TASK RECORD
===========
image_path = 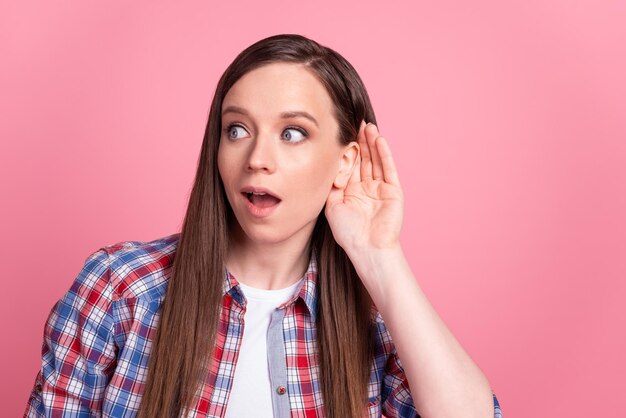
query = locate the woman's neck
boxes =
[225,222,314,290]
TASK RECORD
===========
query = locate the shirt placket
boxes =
[267,306,290,418]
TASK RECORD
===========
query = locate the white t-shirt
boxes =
[224,276,304,417]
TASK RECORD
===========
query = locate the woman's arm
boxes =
[24,248,117,417]
[350,245,496,418]
[325,121,500,417]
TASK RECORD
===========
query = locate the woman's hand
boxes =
[325,120,405,255]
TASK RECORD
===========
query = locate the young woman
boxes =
[25,34,502,418]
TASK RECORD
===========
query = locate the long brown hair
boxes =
[138,34,379,418]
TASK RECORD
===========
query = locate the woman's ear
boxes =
[333,142,360,189]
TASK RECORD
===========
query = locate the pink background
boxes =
[2,1,624,416]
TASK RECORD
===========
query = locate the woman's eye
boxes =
[282,127,308,143]
[225,124,247,140]
[223,124,308,143]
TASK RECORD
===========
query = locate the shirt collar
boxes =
[223,247,319,321]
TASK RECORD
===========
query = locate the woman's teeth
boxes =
[245,192,281,207]
[246,192,267,200]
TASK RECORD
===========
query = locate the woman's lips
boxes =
[242,192,281,208]
[241,192,281,218]
[240,186,281,200]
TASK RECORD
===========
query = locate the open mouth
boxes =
[242,192,281,208]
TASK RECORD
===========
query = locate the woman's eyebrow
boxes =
[222,105,319,128]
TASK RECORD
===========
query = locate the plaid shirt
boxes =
[25,233,502,417]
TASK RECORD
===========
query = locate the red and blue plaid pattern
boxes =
[24,233,502,417]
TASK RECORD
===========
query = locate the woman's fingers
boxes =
[356,120,399,186]
[358,120,373,181]
[376,135,401,186]
[365,123,385,181]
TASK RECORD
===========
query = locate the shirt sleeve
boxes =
[381,346,504,418]
[24,248,118,417]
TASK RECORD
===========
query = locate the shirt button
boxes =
[276,385,286,395]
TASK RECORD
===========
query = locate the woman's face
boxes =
[217,62,358,246]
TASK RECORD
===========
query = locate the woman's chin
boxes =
[229,209,320,248]
[237,221,313,247]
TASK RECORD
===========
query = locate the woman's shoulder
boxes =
[84,232,181,304]
[370,303,393,353]
[369,303,396,357]
[369,303,387,328]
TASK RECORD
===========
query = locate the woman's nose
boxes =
[246,130,276,173]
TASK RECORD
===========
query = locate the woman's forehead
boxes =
[222,63,334,120]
